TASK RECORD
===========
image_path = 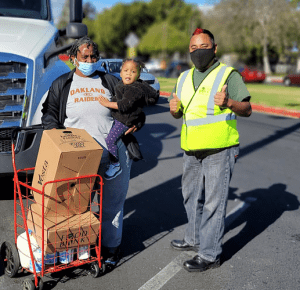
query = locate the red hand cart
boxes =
[1,127,105,290]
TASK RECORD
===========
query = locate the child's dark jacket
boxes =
[111,79,157,127]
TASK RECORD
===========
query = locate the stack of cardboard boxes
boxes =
[26,128,103,262]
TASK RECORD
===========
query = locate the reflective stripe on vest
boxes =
[175,63,239,151]
[186,113,236,126]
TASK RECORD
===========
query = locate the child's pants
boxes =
[106,120,129,161]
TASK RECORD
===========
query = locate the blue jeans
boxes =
[92,139,132,248]
[182,146,239,262]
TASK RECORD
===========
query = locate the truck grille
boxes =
[0,128,14,152]
[0,56,31,152]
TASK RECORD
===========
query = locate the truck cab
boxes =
[0,0,87,175]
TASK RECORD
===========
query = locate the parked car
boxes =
[165,61,190,78]
[239,66,266,83]
[283,73,300,86]
[99,58,160,104]
[145,59,162,71]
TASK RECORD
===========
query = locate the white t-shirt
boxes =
[64,73,113,160]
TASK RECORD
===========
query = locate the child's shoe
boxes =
[104,162,122,180]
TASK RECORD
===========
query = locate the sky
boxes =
[51,0,215,23]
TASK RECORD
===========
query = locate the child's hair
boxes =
[121,58,145,75]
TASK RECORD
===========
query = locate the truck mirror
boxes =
[66,23,88,39]
[69,0,83,23]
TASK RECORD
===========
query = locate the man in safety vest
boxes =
[169,28,252,272]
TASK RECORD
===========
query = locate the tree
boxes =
[83,2,97,20]
[138,2,202,57]
[138,21,190,55]
[203,0,299,74]
[90,2,154,56]
[84,0,203,58]
[56,0,69,30]
[148,0,185,22]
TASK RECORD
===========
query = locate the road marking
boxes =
[138,251,195,290]
[138,197,257,290]
[225,197,257,228]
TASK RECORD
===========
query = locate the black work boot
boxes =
[183,255,220,272]
[170,239,199,252]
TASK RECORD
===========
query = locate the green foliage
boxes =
[58,0,300,65]
[83,0,201,57]
[91,2,154,56]
[167,4,202,34]
[158,78,300,110]
[203,0,300,70]
[56,0,69,30]
[148,0,185,22]
[138,21,190,55]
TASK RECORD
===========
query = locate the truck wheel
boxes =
[1,241,20,278]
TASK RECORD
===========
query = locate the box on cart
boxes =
[27,203,100,254]
[32,128,103,216]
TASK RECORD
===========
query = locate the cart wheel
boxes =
[99,261,106,276]
[22,278,34,290]
[22,277,44,290]
[37,277,44,290]
[1,241,20,278]
[89,261,105,278]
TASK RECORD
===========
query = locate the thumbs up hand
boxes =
[214,85,229,108]
[170,93,182,115]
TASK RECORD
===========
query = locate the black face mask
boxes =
[190,48,215,72]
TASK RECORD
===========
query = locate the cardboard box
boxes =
[32,128,103,216]
[27,204,100,254]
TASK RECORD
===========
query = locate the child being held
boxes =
[98,58,157,180]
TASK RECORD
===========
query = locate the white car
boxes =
[145,59,162,71]
[99,58,160,104]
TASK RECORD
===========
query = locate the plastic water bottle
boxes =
[44,252,58,264]
[58,248,74,264]
[17,230,42,272]
[17,230,57,272]
[78,245,90,260]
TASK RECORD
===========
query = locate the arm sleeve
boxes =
[226,71,251,102]
[141,82,158,105]
[117,86,144,113]
[41,82,64,130]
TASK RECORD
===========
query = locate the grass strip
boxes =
[158,78,300,111]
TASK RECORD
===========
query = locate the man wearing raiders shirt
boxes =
[42,36,143,268]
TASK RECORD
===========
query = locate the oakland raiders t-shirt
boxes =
[64,73,113,159]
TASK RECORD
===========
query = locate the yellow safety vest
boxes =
[176,63,239,151]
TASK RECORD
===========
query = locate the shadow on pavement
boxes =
[239,122,300,159]
[121,174,186,261]
[222,183,299,262]
[121,181,300,266]
[144,97,170,116]
[130,121,178,180]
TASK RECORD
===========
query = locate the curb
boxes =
[160,91,300,119]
